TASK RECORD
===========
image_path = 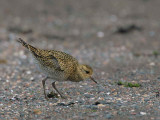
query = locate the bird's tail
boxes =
[17,38,30,49]
[17,38,38,53]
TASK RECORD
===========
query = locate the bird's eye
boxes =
[85,71,90,74]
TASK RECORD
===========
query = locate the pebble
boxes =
[97,31,104,38]
[107,92,110,95]
[84,94,94,98]
[94,101,101,105]
[56,103,66,106]
[9,33,16,41]
[149,31,155,37]
[149,62,155,66]
[89,112,99,117]
[140,112,147,115]
[105,113,113,119]
[97,104,106,108]
[33,109,42,115]
[110,15,117,22]
[26,71,31,74]
[83,105,98,110]
[30,77,35,81]
[157,77,160,81]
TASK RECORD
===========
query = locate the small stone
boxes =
[101,72,105,75]
[0,59,7,64]
[149,31,155,37]
[83,105,98,110]
[110,15,117,22]
[33,109,42,115]
[107,92,110,95]
[143,94,149,97]
[117,111,123,115]
[105,113,113,119]
[94,101,100,105]
[157,77,160,81]
[89,112,98,117]
[116,98,122,101]
[131,112,136,115]
[84,94,94,98]
[98,104,106,108]
[97,31,104,38]
[144,99,150,102]
[26,71,31,74]
[0,104,3,106]
[30,77,35,81]
[9,33,16,40]
[67,102,75,106]
[149,62,155,66]
[57,103,66,106]
[140,112,146,115]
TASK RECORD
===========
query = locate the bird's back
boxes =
[17,38,78,81]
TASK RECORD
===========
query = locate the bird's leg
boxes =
[42,77,49,100]
[52,81,66,99]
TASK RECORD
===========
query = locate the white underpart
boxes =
[31,54,65,82]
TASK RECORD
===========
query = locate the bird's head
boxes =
[78,64,97,83]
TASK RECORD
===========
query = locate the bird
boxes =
[17,38,97,99]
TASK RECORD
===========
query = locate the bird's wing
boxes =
[46,55,64,71]
[48,51,78,72]
[31,49,78,72]
[31,50,64,71]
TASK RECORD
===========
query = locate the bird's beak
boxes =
[90,76,97,84]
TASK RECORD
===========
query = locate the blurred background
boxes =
[0,0,160,119]
[0,0,160,67]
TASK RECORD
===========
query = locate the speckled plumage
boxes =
[17,38,97,99]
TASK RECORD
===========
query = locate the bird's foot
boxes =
[47,91,59,99]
